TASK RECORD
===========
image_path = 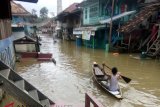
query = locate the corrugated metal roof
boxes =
[11,1,31,16]
[118,3,160,33]
[57,3,80,17]
[63,3,79,13]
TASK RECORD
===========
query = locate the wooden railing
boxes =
[147,30,158,52]
[85,93,104,107]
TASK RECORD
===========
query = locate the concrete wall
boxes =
[15,44,36,52]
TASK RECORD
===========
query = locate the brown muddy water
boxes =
[16,34,160,107]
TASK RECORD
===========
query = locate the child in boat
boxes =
[103,67,121,91]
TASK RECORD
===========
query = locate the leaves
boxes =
[40,7,48,19]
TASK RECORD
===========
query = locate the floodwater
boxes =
[16,34,160,107]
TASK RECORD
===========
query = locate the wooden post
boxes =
[85,93,104,107]
[128,34,131,51]
[108,0,115,50]
[85,93,90,107]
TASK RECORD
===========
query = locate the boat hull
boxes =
[92,64,123,99]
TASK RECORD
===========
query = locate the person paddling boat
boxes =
[92,62,123,99]
[105,67,121,91]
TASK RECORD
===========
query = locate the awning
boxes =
[11,24,24,27]
[73,25,105,35]
[74,25,106,31]
[100,11,136,24]
[73,30,82,35]
[73,25,105,40]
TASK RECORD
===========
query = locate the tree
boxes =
[31,9,37,16]
[40,7,48,19]
[30,9,38,23]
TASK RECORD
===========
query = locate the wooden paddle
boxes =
[102,63,131,83]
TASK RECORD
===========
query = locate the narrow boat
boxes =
[92,62,123,99]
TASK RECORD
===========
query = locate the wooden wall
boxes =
[0,20,12,40]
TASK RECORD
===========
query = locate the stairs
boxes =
[0,60,55,107]
[138,29,158,50]
[146,36,160,57]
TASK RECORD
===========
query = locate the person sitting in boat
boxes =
[107,67,121,91]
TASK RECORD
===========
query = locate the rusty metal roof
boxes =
[11,1,31,16]
[118,3,160,33]
[57,3,80,17]
[63,3,79,13]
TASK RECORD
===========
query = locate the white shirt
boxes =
[109,74,119,91]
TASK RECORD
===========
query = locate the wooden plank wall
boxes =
[0,19,12,40]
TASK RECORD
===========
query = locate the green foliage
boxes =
[40,7,48,19]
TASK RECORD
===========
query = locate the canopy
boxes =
[100,11,136,24]
[74,25,106,31]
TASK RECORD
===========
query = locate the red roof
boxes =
[63,3,79,13]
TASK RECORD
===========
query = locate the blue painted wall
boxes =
[0,36,15,68]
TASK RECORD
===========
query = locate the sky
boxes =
[15,0,83,17]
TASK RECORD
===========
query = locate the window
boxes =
[101,4,105,16]
[89,5,98,18]
[85,8,88,19]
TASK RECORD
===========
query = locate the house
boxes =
[38,18,56,35]
[11,1,41,58]
[118,0,160,56]
[14,36,40,53]
[77,0,138,50]
[56,3,82,40]
[11,1,36,39]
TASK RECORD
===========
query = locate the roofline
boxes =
[57,3,80,17]
[12,14,33,16]
[11,1,32,16]
[14,0,38,3]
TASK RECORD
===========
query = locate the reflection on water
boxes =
[16,34,160,107]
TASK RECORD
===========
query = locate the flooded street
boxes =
[16,34,160,107]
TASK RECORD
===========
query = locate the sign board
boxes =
[82,31,91,40]
[73,30,82,35]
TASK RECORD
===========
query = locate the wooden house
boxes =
[14,36,40,53]
[38,18,56,35]
[11,1,37,38]
[77,0,138,50]
[118,0,160,56]
[56,3,82,40]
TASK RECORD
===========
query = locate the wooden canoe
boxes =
[92,63,123,99]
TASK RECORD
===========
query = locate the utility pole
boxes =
[108,0,115,50]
